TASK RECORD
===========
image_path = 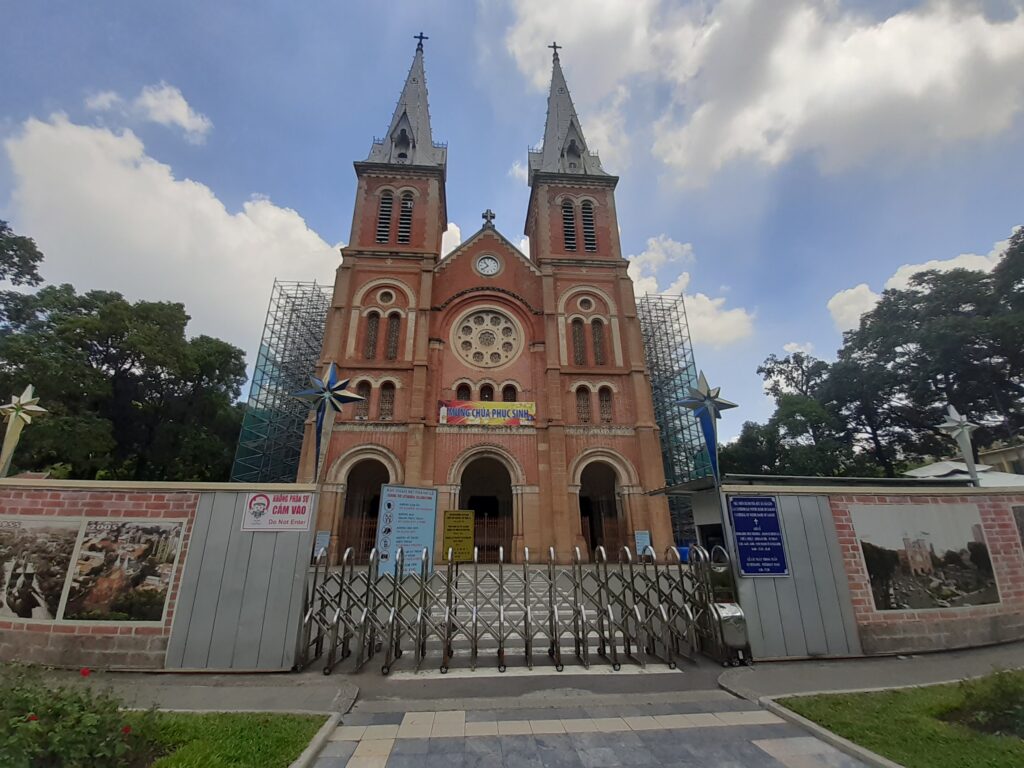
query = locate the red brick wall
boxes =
[830,493,1024,654]
[0,488,198,669]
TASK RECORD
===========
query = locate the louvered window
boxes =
[599,387,613,423]
[363,312,380,359]
[385,313,401,360]
[502,385,517,402]
[576,388,592,424]
[591,319,606,366]
[571,319,586,365]
[379,382,395,420]
[456,384,471,401]
[480,384,494,402]
[397,192,413,244]
[355,381,371,419]
[581,201,597,251]
[562,200,577,251]
[376,192,393,243]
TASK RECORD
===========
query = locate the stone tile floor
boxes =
[312,705,869,767]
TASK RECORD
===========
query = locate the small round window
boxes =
[578,297,594,312]
[378,290,395,305]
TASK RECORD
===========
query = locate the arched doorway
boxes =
[459,457,513,563]
[339,459,389,563]
[579,462,624,558]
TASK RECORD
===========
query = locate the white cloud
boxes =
[4,114,337,361]
[442,222,462,256]
[627,235,754,346]
[518,236,530,258]
[506,1,1024,184]
[85,91,122,111]
[783,341,814,355]
[132,83,212,144]
[579,85,631,170]
[826,227,1021,331]
[508,160,528,184]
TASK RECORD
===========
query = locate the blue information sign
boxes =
[375,485,438,577]
[729,496,789,577]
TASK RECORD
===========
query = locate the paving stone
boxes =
[575,746,620,768]
[534,734,585,768]
[398,712,435,739]
[530,719,566,734]
[560,718,597,733]
[500,735,543,768]
[353,738,395,758]
[497,719,533,735]
[319,740,358,758]
[391,738,431,755]
[332,725,367,741]
[464,721,499,736]
[715,711,784,726]
[428,735,467,753]
[314,756,352,768]
[622,716,660,731]
[590,717,629,732]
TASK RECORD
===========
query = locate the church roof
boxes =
[528,46,608,184]
[366,38,446,168]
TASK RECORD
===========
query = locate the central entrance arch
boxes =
[459,457,513,563]
[579,461,624,557]
[340,459,390,563]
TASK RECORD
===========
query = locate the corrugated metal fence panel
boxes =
[735,494,862,659]
[165,491,314,670]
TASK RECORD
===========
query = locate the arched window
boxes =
[571,318,586,365]
[581,201,597,252]
[379,382,395,420]
[599,386,613,423]
[480,384,494,402]
[384,312,401,360]
[456,383,471,401]
[502,385,517,403]
[576,387,592,424]
[355,381,371,419]
[562,200,577,251]
[397,192,413,244]
[591,319,606,366]
[363,312,380,359]
[375,192,393,243]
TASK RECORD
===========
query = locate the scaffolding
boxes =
[636,293,711,543]
[230,280,331,484]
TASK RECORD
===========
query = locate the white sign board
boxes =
[242,492,315,532]
[375,484,438,577]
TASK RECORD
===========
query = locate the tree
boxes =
[0,220,43,287]
[0,267,246,481]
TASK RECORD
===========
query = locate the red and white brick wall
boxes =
[830,492,1024,655]
[0,486,199,670]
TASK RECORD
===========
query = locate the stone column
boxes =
[567,483,588,562]
[320,482,347,565]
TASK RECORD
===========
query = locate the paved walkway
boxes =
[720,639,1024,700]
[312,694,869,767]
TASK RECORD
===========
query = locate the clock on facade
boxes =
[475,255,500,276]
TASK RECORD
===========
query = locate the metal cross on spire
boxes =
[415,32,429,50]
[548,41,562,60]
[482,209,496,227]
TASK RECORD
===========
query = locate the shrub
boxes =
[944,669,1024,738]
[0,664,162,768]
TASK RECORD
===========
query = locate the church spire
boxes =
[528,42,607,185]
[366,34,446,168]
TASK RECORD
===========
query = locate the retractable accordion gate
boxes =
[298,544,748,675]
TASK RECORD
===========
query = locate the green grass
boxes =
[130,711,326,768]
[781,676,1024,768]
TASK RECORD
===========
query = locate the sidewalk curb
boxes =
[288,712,341,768]
[760,696,904,768]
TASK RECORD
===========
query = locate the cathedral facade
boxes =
[301,41,672,564]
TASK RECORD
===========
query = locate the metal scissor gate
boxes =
[298,544,750,675]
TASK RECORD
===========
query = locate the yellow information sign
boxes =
[443,509,475,562]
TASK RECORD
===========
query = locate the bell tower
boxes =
[524,43,621,264]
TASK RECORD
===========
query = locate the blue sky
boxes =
[3,1,1023,439]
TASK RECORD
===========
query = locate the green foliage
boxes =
[723,226,1024,478]
[0,277,247,480]
[782,672,1024,768]
[0,221,43,287]
[945,669,1024,738]
[0,665,161,768]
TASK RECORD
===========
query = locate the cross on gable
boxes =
[548,41,562,58]
[482,209,496,227]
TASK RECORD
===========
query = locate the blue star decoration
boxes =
[677,371,737,482]
[293,362,364,480]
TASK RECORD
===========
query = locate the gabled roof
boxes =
[435,222,541,277]
[366,41,446,168]
[528,48,608,183]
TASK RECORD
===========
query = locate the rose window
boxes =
[452,309,523,368]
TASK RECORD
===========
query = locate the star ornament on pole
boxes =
[938,404,981,487]
[678,371,737,483]
[0,385,48,478]
[293,363,364,482]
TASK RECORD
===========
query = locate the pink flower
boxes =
[26,713,39,722]
[122,725,132,735]
[80,668,91,678]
